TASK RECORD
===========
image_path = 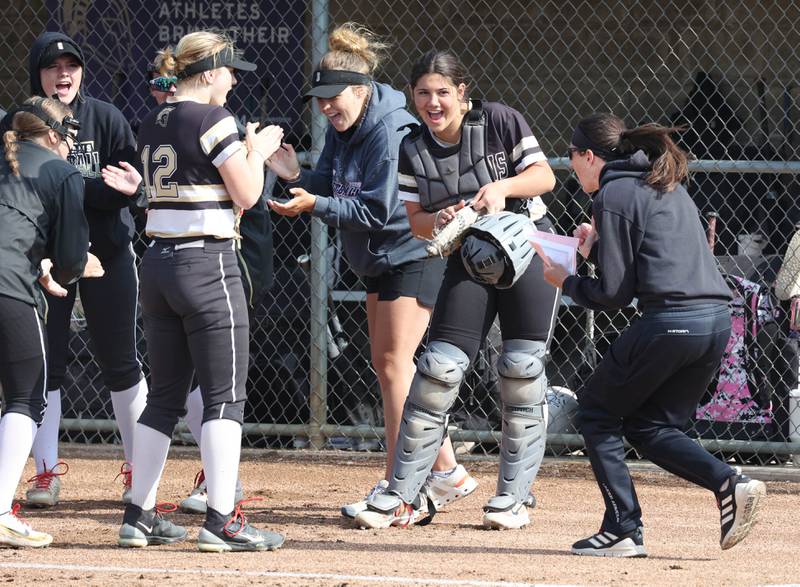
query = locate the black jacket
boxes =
[29,32,138,260]
[563,151,732,312]
[0,141,89,318]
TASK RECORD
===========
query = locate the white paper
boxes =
[528,229,580,275]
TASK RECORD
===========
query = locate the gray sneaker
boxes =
[118,504,187,548]
[26,461,68,508]
[197,506,284,552]
[180,470,245,515]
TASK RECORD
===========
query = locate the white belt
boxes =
[173,240,206,250]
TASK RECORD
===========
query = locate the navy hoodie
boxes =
[563,150,732,312]
[29,32,137,260]
[295,82,427,277]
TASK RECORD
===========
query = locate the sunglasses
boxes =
[149,76,177,93]
[566,147,584,160]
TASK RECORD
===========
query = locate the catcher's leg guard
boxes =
[385,341,469,506]
[492,339,548,507]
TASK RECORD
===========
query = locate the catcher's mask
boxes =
[460,212,535,289]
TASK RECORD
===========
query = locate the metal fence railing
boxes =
[2,0,800,466]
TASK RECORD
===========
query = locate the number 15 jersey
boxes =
[137,99,243,239]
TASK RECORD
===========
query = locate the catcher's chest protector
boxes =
[403,101,495,212]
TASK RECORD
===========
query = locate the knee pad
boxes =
[496,339,548,502]
[390,341,469,503]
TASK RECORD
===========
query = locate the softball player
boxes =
[543,113,766,556]
[24,32,148,507]
[104,31,285,552]
[356,50,559,530]
[266,24,478,519]
[0,97,88,547]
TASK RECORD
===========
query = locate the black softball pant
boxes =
[0,296,48,425]
[45,244,142,392]
[429,217,561,361]
[577,303,734,535]
[138,239,249,437]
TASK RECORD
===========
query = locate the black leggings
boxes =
[45,244,142,392]
[429,216,561,361]
[0,296,48,424]
[139,239,249,436]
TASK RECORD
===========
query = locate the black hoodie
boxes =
[562,150,732,312]
[29,32,137,260]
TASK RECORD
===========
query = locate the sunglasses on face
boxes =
[566,147,584,160]
[149,76,177,93]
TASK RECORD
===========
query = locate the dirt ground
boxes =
[0,445,798,587]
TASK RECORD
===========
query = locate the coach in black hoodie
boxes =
[542,113,765,558]
[23,32,147,506]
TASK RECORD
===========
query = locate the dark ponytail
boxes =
[576,113,689,192]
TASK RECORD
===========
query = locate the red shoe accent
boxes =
[192,469,205,489]
[115,462,133,489]
[27,461,69,490]
[9,503,28,525]
[222,497,262,538]
[397,503,415,529]
[155,502,178,515]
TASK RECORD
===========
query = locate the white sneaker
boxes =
[354,493,429,529]
[424,465,478,511]
[340,479,388,519]
[179,470,245,515]
[482,495,530,530]
[26,461,68,508]
[0,505,53,548]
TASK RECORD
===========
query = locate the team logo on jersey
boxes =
[332,179,361,199]
[68,140,100,178]
[156,107,175,128]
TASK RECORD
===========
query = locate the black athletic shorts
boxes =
[362,257,446,309]
[0,295,48,424]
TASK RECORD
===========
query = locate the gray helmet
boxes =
[460,212,535,288]
[545,386,579,434]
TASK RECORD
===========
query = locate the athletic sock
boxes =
[430,466,457,479]
[31,389,60,473]
[110,378,148,463]
[183,386,204,445]
[0,413,38,513]
[201,418,242,515]
[130,423,171,511]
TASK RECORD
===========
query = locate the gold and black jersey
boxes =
[137,99,243,239]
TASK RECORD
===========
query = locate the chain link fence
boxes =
[2,0,800,466]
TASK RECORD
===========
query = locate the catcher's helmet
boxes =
[460,212,535,288]
[545,386,579,434]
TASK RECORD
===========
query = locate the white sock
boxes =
[183,386,204,445]
[201,419,242,515]
[110,378,148,463]
[0,413,38,513]
[31,389,60,474]
[130,423,171,511]
[430,466,457,479]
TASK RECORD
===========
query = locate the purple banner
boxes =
[45,0,306,139]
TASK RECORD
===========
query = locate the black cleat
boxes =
[717,473,766,550]
[571,527,647,558]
